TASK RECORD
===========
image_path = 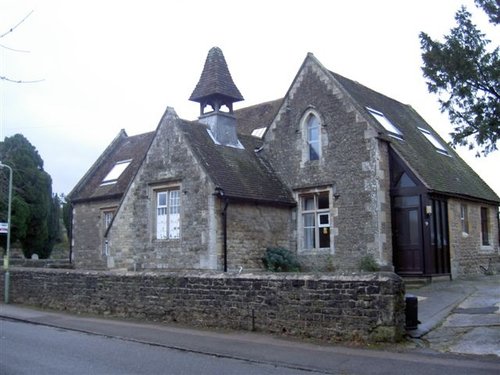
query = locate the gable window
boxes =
[480,207,490,246]
[156,188,180,240]
[418,128,449,155]
[306,113,321,161]
[460,204,469,234]
[366,107,403,140]
[101,160,132,185]
[301,191,330,250]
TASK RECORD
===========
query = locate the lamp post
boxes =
[0,161,12,304]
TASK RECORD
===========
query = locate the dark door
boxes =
[393,195,424,275]
[428,198,451,274]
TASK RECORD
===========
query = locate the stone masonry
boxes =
[448,199,500,277]
[264,57,392,271]
[2,268,406,343]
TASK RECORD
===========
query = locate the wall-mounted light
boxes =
[334,193,340,201]
[425,205,433,215]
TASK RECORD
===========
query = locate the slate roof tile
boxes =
[189,47,244,103]
[234,98,283,135]
[179,119,295,205]
[331,71,499,203]
[70,131,155,202]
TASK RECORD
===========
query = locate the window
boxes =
[156,189,180,239]
[480,207,490,246]
[306,113,321,160]
[301,192,330,250]
[251,127,267,138]
[460,204,469,234]
[101,160,132,185]
[103,210,114,230]
[418,128,449,155]
[366,107,403,139]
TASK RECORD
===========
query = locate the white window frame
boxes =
[460,204,469,235]
[418,127,449,155]
[100,207,116,256]
[155,188,181,240]
[103,210,114,230]
[366,107,403,140]
[299,190,332,252]
[306,113,321,161]
[101,159,132,185]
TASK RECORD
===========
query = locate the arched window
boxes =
[306,113,321,160]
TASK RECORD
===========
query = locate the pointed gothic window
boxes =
[306,113,321,161]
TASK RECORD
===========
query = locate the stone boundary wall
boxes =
[9,259,73,269]
[1,268,405,343]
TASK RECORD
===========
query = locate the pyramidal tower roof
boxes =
[189,47,244,103]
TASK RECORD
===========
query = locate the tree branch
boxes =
[0,75,44,84]
[0,10,34,39]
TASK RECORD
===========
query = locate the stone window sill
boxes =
[479,245,494,253]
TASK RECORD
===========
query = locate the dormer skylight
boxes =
[101,160,132,185]
[418,127,449,155]
[251,127,266,138]
[366,107,403,140]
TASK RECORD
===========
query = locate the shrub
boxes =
[262,247,301,272]
[358,254,380,272]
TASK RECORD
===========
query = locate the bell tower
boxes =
[189,47,244,147]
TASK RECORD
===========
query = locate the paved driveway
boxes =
[407,275,500,357]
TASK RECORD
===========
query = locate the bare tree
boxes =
[1,10,44,84]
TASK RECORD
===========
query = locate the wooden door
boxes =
[393,195,424,275]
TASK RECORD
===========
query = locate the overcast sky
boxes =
[1,0,499,197]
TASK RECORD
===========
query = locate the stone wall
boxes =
[107,110,218,271]
[226,202,293,271]
[1,268,405,343]
[263,57,392,271]
[72,198,119,269]
[448,199,500,278]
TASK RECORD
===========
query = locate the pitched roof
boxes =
[234,98,283,135]
[189,47,244,103]
[70,131,155,203]
[179,119,295,205]
[330,71,500,203]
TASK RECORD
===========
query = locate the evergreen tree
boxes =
[0,134,56,258]
[419,0,499,155]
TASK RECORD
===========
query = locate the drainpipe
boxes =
[222,198,229,272]
[215,187,229,272]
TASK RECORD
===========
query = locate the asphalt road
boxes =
[0,309,499,375]
[0,319,313,375]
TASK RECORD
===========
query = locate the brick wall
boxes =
[1,268,405,343]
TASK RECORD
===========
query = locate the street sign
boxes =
[0,222,8,234]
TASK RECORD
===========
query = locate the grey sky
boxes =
[1,0,498,196]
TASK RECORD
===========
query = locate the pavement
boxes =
[0,274,499,360]
[406,274,500,357]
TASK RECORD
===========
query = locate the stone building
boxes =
[69,47,499,278]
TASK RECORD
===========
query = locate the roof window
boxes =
[366,107,403,140]
[251,127,267,138]
[418,128,449,155]
[101,160,132,185]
